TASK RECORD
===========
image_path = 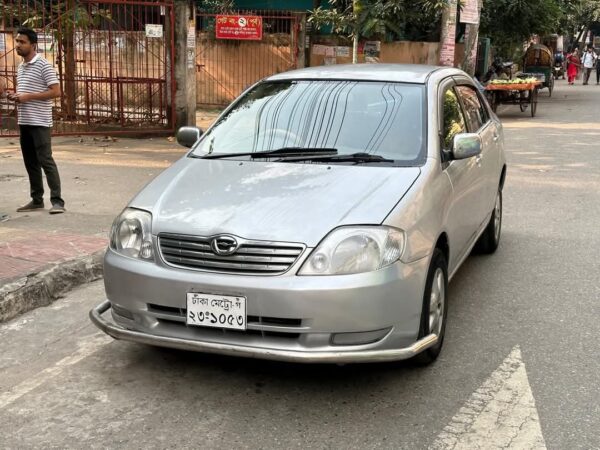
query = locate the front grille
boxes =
[147,303,302,327]
[158,233,305,275]
[147,303,302,340]
[157,319,300,340]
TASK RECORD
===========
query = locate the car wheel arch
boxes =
[434,232,450,267]
[499,165,507,190]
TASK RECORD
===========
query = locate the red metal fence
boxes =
[0,0,175,136]
[196,9,300,107]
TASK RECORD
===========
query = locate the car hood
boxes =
[131,158,420,247]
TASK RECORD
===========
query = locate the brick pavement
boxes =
[0,109,220,321]
[0,229,107,283]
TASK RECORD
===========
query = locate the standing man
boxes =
[8,27,65,214]
[580,46,596,85]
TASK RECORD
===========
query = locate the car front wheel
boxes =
[412,249,448,365]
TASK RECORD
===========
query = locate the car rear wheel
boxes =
[475,189,502,254]
[412,249,448,365]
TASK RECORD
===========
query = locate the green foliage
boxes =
[308,0,449,42]
[196,0,236,14]
[21,2,112,40]
[481,0,600,57]
[555,0,600,36]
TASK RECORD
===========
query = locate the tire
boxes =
[475,189,502,254]
[530,89,538,117]
[411,249,448,365]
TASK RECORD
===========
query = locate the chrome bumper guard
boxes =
[90,301,438,364]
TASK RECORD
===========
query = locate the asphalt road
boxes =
[1,80,599,449]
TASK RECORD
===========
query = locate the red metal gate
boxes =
[196,10,300,107]
[0,0,175,136]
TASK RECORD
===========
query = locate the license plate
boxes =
[186,293,246,330]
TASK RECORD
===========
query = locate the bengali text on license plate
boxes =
[186,293,246,330]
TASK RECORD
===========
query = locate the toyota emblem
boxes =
[210,235,239,256]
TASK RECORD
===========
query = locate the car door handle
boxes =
[493,133,500,142]
[475,155,482,165]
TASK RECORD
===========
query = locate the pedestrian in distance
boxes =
[566,48,580,85]
[7,27,65,214]
[595,49,600,85]
[580,46,597,85]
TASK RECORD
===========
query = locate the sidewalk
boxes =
[0,110,219,322]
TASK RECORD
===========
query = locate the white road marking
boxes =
[431,346,546,450]
[0,333,111,409]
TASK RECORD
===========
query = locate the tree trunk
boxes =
[460,0,482,75]
[461,7,481,75]
[352,0,362,63]
[61,36,77,120]
[60,0,77,120]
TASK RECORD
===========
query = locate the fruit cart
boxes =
[485,78,542,117]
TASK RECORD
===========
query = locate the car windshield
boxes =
[191,80,426,164]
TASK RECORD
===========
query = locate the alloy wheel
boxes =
[429,268,446,336]
[493,192,502,243]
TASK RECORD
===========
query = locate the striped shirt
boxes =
[16,54,59,127]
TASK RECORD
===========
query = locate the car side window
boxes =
[456,85,487,132]
[442,87,467,149]
[477,91,490,123]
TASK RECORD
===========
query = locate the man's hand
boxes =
[7,85,60,102]
[8,92,33,103]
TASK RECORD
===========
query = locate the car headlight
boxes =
[109,208,154,261]
[298,226,405,275]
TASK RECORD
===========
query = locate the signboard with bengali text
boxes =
[460,0,479,24]
[216,15,263,41]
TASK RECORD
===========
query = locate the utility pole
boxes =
[439,0,458,66]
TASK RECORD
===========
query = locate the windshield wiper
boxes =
[279,152,395,164]
[199,147,338,160]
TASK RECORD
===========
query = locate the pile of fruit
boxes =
[489,77,539,85]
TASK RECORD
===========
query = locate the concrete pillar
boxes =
[439,0,458,67]
[172,0,196,130]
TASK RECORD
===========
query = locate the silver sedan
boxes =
[91,64,506,364]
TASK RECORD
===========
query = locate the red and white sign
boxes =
[460,0,480,24]
[216,15,263,40]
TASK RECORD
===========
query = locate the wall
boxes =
[309,41,441,66]
[196,33,294,106]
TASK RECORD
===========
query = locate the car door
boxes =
[439,81,486,272]
[455,82,500,226]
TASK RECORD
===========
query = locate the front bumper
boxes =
[90,300,438,364]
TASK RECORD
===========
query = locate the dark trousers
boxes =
[19,125,64,207]
[583,67,592,84]
[583,67,593,84]
[597,66,600,83]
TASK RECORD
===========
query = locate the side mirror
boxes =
[176,126,203,148]
[452,133,482,160]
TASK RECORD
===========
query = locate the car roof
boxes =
[266,64,465,84]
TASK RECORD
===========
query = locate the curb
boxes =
[0,250,105,323]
